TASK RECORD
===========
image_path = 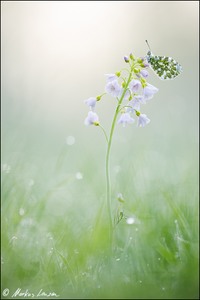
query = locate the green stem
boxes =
[105,71,133,242]
[99,124,109,144]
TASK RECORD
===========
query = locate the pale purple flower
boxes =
[84,97,96,110]
[143,62,149,68]
[124,56,129,63]
[140,69,149,78]
[105,80,122,97]
[128,97,141,112]
[84,111,99,126]
[105,73,118,82]
[129,79,141,93]
[137,113,150,127]
[143,83,158,100]
[138,56,145,62]
[135,95,147,104]
[118,112,134,127]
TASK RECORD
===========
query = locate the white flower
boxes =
[105,80,122,97]
[84,111,99,126]
[137,113,150,127]
[129,79,141,93]
[128,95,144,112]
[140,69,149,78]
[84,97,97,110]
[143,83,158,101]
[118,112,134,127]
[105,73,118,82]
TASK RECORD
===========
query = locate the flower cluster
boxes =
[84,53,158,128]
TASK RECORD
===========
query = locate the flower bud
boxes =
[140,78,147,88]
[133,68,140,73]
[115,71,121,77]
[122,81,126,88]
[137,58,143,64]
[128,94,133,101]
[140,69,149,78]
[124,56,129,63]
[141,62,149,68]
[96,95,101,101]
[117,193,125,203]
[135,110,140,117]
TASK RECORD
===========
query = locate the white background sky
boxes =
[2,1,199,151]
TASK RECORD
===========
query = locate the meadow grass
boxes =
[1,133,199,299]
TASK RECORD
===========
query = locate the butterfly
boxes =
[145,40,182,80]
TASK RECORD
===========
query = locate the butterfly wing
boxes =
[147,52,182,80]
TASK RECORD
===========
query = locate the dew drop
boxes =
[19,208,25,216]
[76,172,83,180]
[46,232,53,240]
[126,217,135,225]
[66,136,75,146]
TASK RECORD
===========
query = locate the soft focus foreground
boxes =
[1,1,199,299]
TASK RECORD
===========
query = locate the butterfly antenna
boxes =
[145,40,151,51]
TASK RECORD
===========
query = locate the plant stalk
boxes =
[105,71,133,245]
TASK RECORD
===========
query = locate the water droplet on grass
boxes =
[46,232,53,240]
[66,136,75,146]
[76,172,83,180]
[19,208,25,216]
[126,217,135,225]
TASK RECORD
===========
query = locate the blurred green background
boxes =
[1,1,199,299]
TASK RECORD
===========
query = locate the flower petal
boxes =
[137,114,150,127]
[118,112,134,127]
[84,111,99,126]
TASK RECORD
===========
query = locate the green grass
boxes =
[1,133,199,299]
